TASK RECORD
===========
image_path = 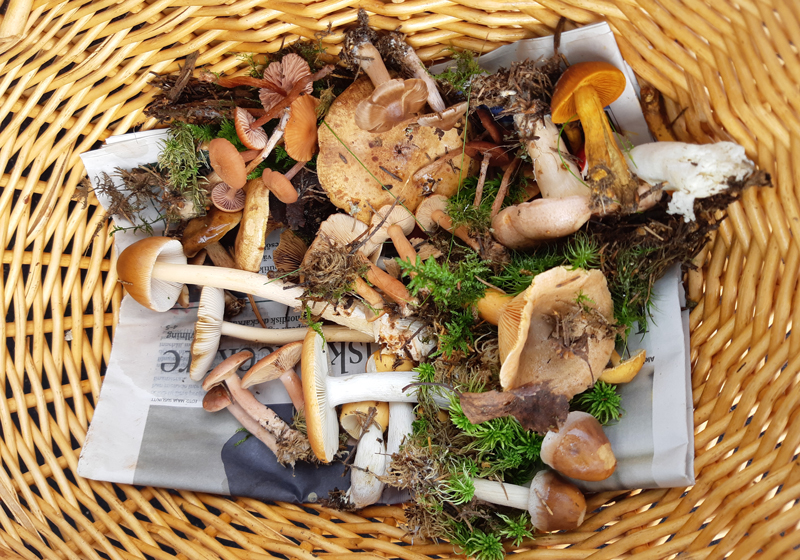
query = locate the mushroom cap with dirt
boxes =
[498,266,616,397]
[317,77,470,223]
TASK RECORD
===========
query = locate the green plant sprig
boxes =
[572,381,623,425]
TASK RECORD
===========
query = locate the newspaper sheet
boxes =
[77,22,694,502]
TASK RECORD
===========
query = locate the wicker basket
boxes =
[1,0,798,558]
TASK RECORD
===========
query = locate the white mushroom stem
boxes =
[396,43,446,113]
[625,141,754,221]
[348,422,387,508]
[221,323,375,345]
[515,114,587,199]
[472,478,529,510]
[245,109,290,175]
[386,402,415,455]
[325,371,448,408]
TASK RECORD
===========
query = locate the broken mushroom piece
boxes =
[340,401,389,440]
[498,266,616,398]
[626,141,756,221]
[202,350,313,465]
[551,61,637,211]
[189,286,374,381]
[598,348,646,384]
[416,101,468,131]
[473,471,587,532]
[541,411,616,481]
[273,230,308,278]
[302,329,449,462]
[242,342,305,410]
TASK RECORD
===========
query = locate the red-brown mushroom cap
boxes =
[528,471,587,532]
[285,94,319,162]
[211,182,247,212]
[354,78,428,133]
[208,138,247,190]
[464,141,513,167]
[260,53,313,113]
[241,341,304,389]
[550,61,626,124]
[117,237,187,312]
[234,107,268,150]
[262,169,298,204]
[201,350,253,392]
[541,411,616,481]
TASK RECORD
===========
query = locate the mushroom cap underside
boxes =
[117,237,187,312]
[301,329,340,463]
[498,266,615,394]
[201,350,253,391]
[317,77,470,223]
[190,287,226,381]
[550,61,626,124]
[242,341,304,388]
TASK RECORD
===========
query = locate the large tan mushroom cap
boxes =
[317,77,470,223]
[498,266,615,394]
[117,237,187,312]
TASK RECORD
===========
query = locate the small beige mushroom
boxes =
[415,195,481,253]
[235,178,272,273]
[498,266,615,396]
[491,196,593,250]
[242,341,305,410]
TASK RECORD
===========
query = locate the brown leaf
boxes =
[459,380,569,434]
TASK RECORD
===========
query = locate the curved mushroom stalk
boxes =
[626,141,755,221]
[472,471,586,532]
[491,195,593,250]
[245,109,290,175]
[347,422,387,508]
[514,114,587,199]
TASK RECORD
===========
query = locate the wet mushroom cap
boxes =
[203,384,233,412]
[211,182,247,212]
[528,471,587,532]
[541,411,616,481]
[241,341,304,389]
[234,107,268,150]
[208,138,247,190]
[262,169,298,204]
[498,266,615,394]
[550,61,626,124]
[355,78,428,133]
[117,237,187,312]
[181,207,242,257]
[285,94,319,162]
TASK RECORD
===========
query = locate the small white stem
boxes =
[326,372,450,408]
[472,478,530,510]
[245,110,290,175]
[386,402,415,455]
[402,50,446,113]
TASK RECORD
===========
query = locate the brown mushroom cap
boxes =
[498,266,615,395]
[201,350,253,392]
[208,138,247,190]
[241,341,303,389]
[203,384,233,412]
[285,94,319,162]
[117,237,187,312]
[260,53,313,113]
[464,141,513,167]
[550,61,626,124]
[211,182,247,212]
[234,178,271,272]
[541,411,616,481]
[234,107,268,150]
[528,471,587,532]
[262,169,298,204]
[318,78,469,222]
[355,78,428,133]
[181,207,242,257]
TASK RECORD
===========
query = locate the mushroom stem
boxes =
[387,224,417,265]
[386,402,415,455]
[476,288,513,325]
[353,277,386,317]
[362,256,416,310]
[221,323,374,344]
[355,42,392,87]
[392,39,446,113]
[473,151,493,208]
[284,159,307,181]
[325,371,447,408]
[245,110,290,175]
[490,158,521,219]
[148,260,375,336]
[348,422,387,508]
[204,388,281,455]
[279,370,305,411]
[430,209,481,252]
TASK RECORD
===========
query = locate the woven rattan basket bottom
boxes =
[2,0,799,558]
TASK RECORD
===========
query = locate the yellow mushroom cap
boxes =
[550,61,626,125]
[340,401,390,439]
[498,266,615,395]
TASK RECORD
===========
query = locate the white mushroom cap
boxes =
[117,237,188,311]
[189,287,225,381]
[301,328,340,463]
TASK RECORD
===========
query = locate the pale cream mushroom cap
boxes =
[491,196,592,250]
[317,77,469,223]
[190,287,226,381]
[498,266,614,394]
[414,195,448,232]
[117,237,187,312]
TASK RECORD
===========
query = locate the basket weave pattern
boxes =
[1,0,798,558]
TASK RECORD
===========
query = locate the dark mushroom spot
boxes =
[339,153,348,164]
